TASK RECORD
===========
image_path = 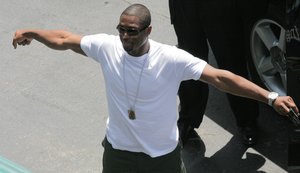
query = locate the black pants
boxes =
[102,138,186,173]
[169,0,263,128]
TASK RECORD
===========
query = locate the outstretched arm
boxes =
[200,64,299,116]
[12,29,86,56]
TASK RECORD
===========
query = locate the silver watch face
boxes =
[268,92,279,106]
[269,92,279,99]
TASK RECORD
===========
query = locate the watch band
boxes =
[268,92,279,106]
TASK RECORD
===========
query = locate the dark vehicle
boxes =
[249,0,290,97]
[248,0,300,170]
[249,0,300,106]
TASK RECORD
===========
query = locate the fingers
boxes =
[276,105,290,115]
[12,31,32,49]
[274,96,299,116]
[12,31,20,49]
[12,35,18,49]
[19,39,31,46]
[288,97,299,114]
[13,37,31,49]
[285,97,299,114]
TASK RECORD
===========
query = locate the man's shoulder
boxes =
[83,33,118,41]
[149,39,178,54]
[81,34,120,49]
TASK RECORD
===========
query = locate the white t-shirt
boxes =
[80,34,207,157]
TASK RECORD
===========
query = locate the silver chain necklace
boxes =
[123,55,148,120]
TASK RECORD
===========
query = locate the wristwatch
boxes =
[268,92,279,106]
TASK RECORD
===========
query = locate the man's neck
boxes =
[128,40,150,57]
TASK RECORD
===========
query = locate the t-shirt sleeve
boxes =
[187,57,207,80]
[172,47,207,81]
[80,34,109,62]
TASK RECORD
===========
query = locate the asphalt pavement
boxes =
[0,0,297,173]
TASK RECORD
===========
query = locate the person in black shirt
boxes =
[169,0,268,146]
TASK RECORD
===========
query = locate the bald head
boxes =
[121,4,151,28]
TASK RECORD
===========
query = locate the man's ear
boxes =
[146,26,152,35]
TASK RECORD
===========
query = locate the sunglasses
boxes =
[116,25,148,36]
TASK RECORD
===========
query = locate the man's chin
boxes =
[123,46,133,52]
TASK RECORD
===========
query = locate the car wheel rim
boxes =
[250,18,287,96]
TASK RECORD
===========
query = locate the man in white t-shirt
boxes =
[12,3,299,173]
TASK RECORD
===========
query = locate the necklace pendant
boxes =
[128,109,136,120]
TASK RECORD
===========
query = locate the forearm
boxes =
[13,29,84,55]
[200,64,299,116]
[22,29,72,50]
[214,71,269,104]
[220,73,299,116]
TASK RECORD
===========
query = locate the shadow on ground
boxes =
[181,132,267,173]
[181,98,300,173]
